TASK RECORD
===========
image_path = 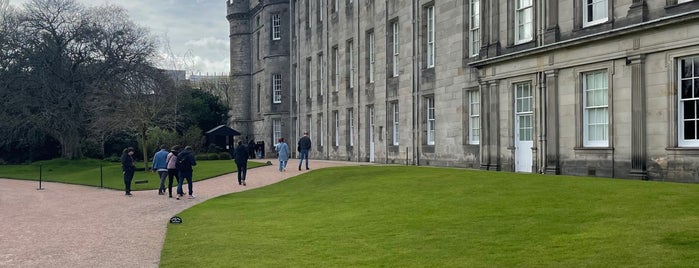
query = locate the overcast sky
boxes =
[10,0,231,75]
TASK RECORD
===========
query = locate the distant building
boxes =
[227,0,699,182]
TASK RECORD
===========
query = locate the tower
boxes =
[227,0,291,154]
[226,0,252,139]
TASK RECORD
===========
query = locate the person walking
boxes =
[151,145,169,195]
[248,139,256,159]
[275,137,290,172]
[165,145,181,198]
[233,141,249,186]
[176,146,197,200]
[297,131,311,171]
[121,147,136,196]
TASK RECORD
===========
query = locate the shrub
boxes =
[219,152,232,160]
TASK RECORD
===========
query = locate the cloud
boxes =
[11,0,231,74]
[184,37,229,50]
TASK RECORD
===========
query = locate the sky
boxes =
[10,0,231,76]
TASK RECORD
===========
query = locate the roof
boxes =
[205,125,241,136]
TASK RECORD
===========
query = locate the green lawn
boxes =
[0,158,266,190]
[161,166,699,267]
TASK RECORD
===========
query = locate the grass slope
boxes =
[161,166,699,267]
[0,158,265,190]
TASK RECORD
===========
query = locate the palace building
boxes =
[227,0,699,182]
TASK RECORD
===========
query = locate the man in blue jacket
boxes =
[151,145,169,195]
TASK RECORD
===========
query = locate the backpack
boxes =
[176,157,185,170]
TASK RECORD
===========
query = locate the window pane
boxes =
[685,100,697,120]
[685,120,696,140]
[682,59,693,78]
[593,0,606,21]
[682,80,693,99]
[694,57,699,77]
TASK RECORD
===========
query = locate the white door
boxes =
[515,82,533,172]
[369,107,375,162]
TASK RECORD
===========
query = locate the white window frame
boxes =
[426,97,435,145]
[678,56,699,147]
[334,111,340,146]
[348,41,354,89]
[582,0,608,28]
[426,6,435,68]
[515,0,533,44]
[369,32,375,83]
[272,14,281,40]
[469,90,480,144]
[392,21,400,77]
[582,70,609,147]
[469,0,480,57]
[349,109,354,146]
[678,0,692,3]
[273,119,281,144]
[392,102,400,146]
[273,74,282,103]
[334,0,339,12]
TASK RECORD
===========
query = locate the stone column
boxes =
[628,55,648,179]
[486,81,501,171]
[544,70,560,174]
[479,81,491,170]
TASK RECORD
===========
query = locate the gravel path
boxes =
[0,159,354,267]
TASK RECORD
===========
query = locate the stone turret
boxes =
[226,0,252,137]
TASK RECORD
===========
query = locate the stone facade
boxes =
[227,0,291,155]
[229,0,699,182]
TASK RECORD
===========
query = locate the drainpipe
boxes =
[356,0,362,163]
[412,0,419,166]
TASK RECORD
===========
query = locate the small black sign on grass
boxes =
[134,180,148,184]
[169,216,182,224]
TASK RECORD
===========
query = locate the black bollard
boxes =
[37,164,44,190]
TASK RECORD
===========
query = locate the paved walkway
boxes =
[0,159,355,267]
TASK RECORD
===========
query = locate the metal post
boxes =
[37,164,44,190]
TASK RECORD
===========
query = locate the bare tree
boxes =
[0,0,159,159]
[0,0,9,27]
[196,75,233,109]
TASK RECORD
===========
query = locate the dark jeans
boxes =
[177,170,193,196]
[167,169,178,197]
[236,162,247,184]
[157,170,167,192]
[298,149,309,169]
[123,170,134,194]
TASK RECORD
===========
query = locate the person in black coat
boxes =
[248,139,256,159]
[233,141,249,186]
[120,147,136,196]
[176,146,197,199]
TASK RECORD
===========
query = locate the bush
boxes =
[104,155,121,162]
[219,152,232,160]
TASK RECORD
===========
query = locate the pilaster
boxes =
[628,54,648,179]
[544,70,560,174]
